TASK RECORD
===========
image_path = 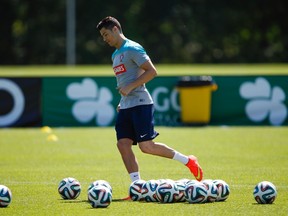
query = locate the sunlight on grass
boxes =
[0,64,288,77]
[0,127,287,215]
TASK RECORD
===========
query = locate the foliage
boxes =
[0,0,288,64]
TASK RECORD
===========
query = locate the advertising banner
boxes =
[42,76,182,127]
[2,76,287,127]
[43,77,119,126]
[211,76,288,126]
[42,75,288,127]
[0,78,42,127]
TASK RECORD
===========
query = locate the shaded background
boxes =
[0,0,287,65]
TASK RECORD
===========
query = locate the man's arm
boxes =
[118,60,157,96]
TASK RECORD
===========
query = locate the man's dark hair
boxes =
[96,16,122,32]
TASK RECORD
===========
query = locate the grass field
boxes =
[0,126,287,215]
[0,63,288,77]
[1,64,288,215]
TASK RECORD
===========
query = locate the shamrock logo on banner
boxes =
[239,77,287,125]
[66,78,115,126]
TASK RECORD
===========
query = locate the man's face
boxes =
[99,27,117,47]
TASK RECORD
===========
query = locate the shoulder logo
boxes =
[120,53,124,62]
[113,64,126,75]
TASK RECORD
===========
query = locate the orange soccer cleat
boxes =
[121,196,131,201]
[185,155,203,181]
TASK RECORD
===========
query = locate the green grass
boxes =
[0,63,288,77]
[0,127,288,215]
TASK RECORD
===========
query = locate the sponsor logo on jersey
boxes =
[113,64,127,75]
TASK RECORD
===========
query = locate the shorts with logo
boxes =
[115,104,159,145]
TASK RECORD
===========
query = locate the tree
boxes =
[0,0,287,64]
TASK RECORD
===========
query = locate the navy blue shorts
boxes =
[115,104,159,145]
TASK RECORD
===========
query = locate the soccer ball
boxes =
[174,179,188,202]
[184,181,208,203]
[201,179,218,202]
[58,177,81,199]
[129,179,146,201]
[156,179,179,203]
[213,179,230,201]
[176,178,190,184]
[186,179,200,185]
[253,181,277,204]
[88,180,112,193]
[88,185,112,208]
[141,180,160,202]
[0,185,12,207]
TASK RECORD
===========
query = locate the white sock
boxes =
[173,152,189,164]
[129,172,140,182]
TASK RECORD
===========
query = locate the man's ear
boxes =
[112,26,119,33]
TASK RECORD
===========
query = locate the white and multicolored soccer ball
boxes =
[176,178,190,185]
[253,181,277,204]
[174,179,188,202]
[201,179,218,203]
[0,185,12,207]
[184,181,208,203]
[186,179,200,185]
[88,180,112,193]
[129,179,146,201]
[58,177,81,199]
[88,185,112,208]
[156,180,179,203]
[141,180,160,202]
[213,179,230,201]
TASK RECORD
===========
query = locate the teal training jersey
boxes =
[112,39,153,109]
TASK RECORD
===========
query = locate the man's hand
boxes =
[117,85,133,96]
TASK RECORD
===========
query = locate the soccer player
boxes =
[96,16,203,190]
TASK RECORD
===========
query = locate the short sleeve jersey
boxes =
[112,39,153,109]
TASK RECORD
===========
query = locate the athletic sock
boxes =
[129,172,140,182]
[173,151,189,164]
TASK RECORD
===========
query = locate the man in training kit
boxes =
[96,16,203,193]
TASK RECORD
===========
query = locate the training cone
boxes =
[41,126,52,133]
[46,134,58,142]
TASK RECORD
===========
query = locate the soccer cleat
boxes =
[121,196,131,201]
[185,155,203,181]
